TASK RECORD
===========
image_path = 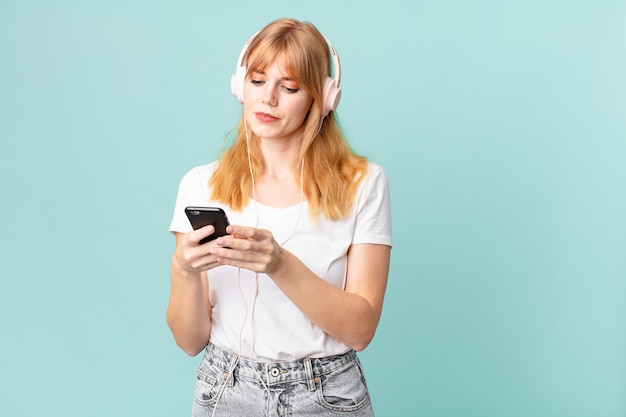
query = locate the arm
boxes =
[211,226,391,351]
[166,227,220,356]
[273,242,390,351]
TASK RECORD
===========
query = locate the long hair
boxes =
[210,18,368,220]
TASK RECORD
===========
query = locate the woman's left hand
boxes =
[209,225,285,274]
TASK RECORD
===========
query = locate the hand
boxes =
[210,225,284,274]
[173,225,223,276]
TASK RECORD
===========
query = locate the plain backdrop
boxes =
[1,1,625,416]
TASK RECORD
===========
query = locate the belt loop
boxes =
[225,354,239,387]
[303,358,315,392]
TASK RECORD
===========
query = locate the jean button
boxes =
[269,368,280,377]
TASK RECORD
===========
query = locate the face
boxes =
[243,55,313,144]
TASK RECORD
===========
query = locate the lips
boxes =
[255,112,279,123]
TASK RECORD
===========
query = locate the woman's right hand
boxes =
[173,225,223,277]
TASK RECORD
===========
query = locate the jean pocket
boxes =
[193,368,219,407]
[315,359,371,413]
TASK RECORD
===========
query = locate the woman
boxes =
[167,18,392,417]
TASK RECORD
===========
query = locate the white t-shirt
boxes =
[169,160,392,361]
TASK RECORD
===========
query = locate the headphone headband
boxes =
[230,31,342,117]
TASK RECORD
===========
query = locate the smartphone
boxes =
[184,206,230,244]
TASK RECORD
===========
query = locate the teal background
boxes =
[1,1,625,416]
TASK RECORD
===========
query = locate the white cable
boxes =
[244,119,259,228]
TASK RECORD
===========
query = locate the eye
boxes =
[248,71,265,86]
[280,80,300,94]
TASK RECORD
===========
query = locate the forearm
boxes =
[270,250,383,351]
[166,255,212,356]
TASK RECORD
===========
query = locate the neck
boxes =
[259,139,301,180]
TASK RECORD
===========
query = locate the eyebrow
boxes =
[250,69,295,82]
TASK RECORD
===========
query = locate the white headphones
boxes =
[230,32,342,117]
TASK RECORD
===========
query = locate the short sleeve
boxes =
[352,163,392,247]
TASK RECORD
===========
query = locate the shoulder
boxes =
[366,161,386,179]
[179,161,220,185]
[354,161,390,211]
[359,161,389,191]
[174,161,221,202]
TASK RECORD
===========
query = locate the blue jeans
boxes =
[191,343,375,417]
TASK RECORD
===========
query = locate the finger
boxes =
[210,244,258,260]
[225,225,252,239]
[190,225,215,245]
[215,235,255,251]
[187,242,224,268]
[195,256,221,271]
[226,225,270,241]
[210,242,276,272]
[212,249,268,271]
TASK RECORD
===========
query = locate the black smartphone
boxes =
[184,206,230,244]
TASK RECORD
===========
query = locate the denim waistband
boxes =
[203,343,357,387]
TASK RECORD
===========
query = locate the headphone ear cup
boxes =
[322,76,341,117]
[232,33,256,104]
[231,66,245,103]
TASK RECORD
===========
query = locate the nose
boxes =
[261,85,277,106]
